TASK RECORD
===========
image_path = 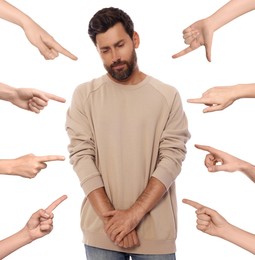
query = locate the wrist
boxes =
[239,160,255,174]
[130,202,147,223]
[17,227,34,244]
[231,84,245,100]
[18,14,34,30]
[205,16,219,32]
[217,222,234,239]
[0,84,16,102]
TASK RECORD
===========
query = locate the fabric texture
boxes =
[66,74,190,254]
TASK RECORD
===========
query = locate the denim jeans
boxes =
[85,245,176,260]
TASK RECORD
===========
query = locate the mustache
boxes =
[111,59,127,68]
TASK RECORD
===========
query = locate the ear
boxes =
[133,31,140,48]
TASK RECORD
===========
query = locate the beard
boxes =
[104,50,137,81]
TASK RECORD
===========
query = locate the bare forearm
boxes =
[219,223,255,254]
[87,187,115,222]
[131,177,167,220]
[0,83,16,102]
[0,228,32,259]
[208,0,255,31]
[239,161,255,182]
[0,159,14,175]
[0,0,32,28]
[232,84,255,100]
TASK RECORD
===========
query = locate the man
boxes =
[66,7,190,259]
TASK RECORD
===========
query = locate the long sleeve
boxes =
[66,86,104,195]
[152,91,190,190]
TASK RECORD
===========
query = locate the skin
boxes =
[0,154,65,178]
[0,0,77,60]
[87,23,167,249]
[0,83,66,113]
[87,188,140,249]
[182,198,255,255]
[187,84,255,113]
[96,23,146,85]
[195,144,255,182]
[0,195,67,259]
[172,0,255,61]
[103,177,166,245]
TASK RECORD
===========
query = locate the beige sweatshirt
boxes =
[66,74,190,254]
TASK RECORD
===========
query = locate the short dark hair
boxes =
[88,7,134,45]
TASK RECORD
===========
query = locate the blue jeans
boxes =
[85,245,176,260]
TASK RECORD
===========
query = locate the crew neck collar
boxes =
[104,74,150,90]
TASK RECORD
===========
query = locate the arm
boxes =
[182,198,255,255]
[103,177,166,244]
[0,154,65,178]
[87,187,140,248]
[172,0,255,61]
[0,195,67,259]
[207,0,255,31]
[0,0,77,60]
[195,144,255,182]
[66,88,139,248]
[0,0,29,25]
[187,84,255,113]
[104,91,190,244]
[0,83,66,113]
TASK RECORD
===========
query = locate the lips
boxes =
[111,61,126,68]
[112,64,125,70]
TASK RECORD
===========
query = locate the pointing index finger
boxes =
[187,98,205,104]
[44,92,66,103]
[195,144,216,154]
[46,195,68,212]
[182,199,204,210]
[172,46,194,59]
[50,41,78,60]
[37,155,65,163]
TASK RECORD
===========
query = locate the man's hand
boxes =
[103,208,141,246]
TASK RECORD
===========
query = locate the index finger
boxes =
[46,195,68,212]
[50,41,78,60]
[37,155,65,162]
[172,46,195,59]
[182,198,204,210]
[44,92,66,103]
[187,98,205,104]
[195,144,217,154]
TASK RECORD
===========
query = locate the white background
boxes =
[0,0,255,259]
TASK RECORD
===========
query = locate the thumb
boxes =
[208,164,224,172]
[102,210,116,217]
[204,34,213,62]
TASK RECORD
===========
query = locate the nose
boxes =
[111,49,120,63]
